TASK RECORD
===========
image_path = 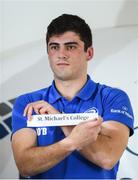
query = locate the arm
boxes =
[62,120,129,169]
[12,128,75,177]
[22,100,129,171]
[12,101,102,177]
[12,101,74,177]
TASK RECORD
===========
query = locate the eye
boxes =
[66,45,77,50]
[50,45,59,51]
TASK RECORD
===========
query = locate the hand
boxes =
[67,117,103,150]
[23,100,60,120]
[61,126,75,137]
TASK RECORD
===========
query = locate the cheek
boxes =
[48,51,56,58]
[74,49,86,57]
[48,55,54,68]
[48,53,57,65]
[74,52,87,62]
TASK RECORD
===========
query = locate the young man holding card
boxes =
[11,14,134,179]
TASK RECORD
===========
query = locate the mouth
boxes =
[57,62,69,66]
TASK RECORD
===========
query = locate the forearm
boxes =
[78,122,129,169]
[78,133,113,169]
[17,137,75,177]
[61,121,129,169]
[61,124,113,168]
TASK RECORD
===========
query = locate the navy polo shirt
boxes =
[12,75,134,179]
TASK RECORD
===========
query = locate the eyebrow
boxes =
[64,42,79,46]
[48,42,79,46]
[48,42,59,46]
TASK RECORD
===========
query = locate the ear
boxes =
[86,46,94,61]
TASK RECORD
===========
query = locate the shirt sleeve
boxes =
[12,94,34,135]
[102,87,134,136]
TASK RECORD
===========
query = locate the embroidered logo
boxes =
[84,107,99,114]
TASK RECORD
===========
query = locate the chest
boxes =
[36,97,104,146]
[53,96,104,116]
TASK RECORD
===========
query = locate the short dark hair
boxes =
[46,14,92,51]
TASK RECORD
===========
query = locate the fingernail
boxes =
[29,116,33,121]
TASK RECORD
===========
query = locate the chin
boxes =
[55,74,74,81]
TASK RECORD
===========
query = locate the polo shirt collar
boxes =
[76,75,97,100]
[48,75,97,103]
[48,81,62,103]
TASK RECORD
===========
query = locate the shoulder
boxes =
[97,84,134,136]
[88,78,130,105]
[97,83,130,103]
[12,86,51,133]
[14,86,50,107]
[98,84,133,116]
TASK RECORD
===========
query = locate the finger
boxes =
[23,104,30,117]
[92,120,102,127]
[33,103,47,114]
[38,101,59,114]
[27,106,33,121]
[23,101,45,116]
[33,106,42,114]
[98,116,103,123]
[39,107,48,114]
[90,117,102,126]
[34,107,40,114]
[46,105,59,114]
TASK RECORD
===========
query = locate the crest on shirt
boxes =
[84,107,99,114]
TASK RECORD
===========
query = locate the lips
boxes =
[57,62,69,66]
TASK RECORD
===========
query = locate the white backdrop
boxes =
[0,0,138,178]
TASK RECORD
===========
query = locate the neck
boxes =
[54,75,87,100]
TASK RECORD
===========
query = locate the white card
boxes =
[27,113,98,127]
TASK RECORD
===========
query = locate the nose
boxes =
[58,47,68,60]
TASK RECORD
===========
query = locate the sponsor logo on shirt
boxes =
[110,106,133,119]
[84,107,99,114]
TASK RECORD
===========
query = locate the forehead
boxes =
[48,31,83,44]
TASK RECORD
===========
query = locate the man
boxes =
[12,14,134,179]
